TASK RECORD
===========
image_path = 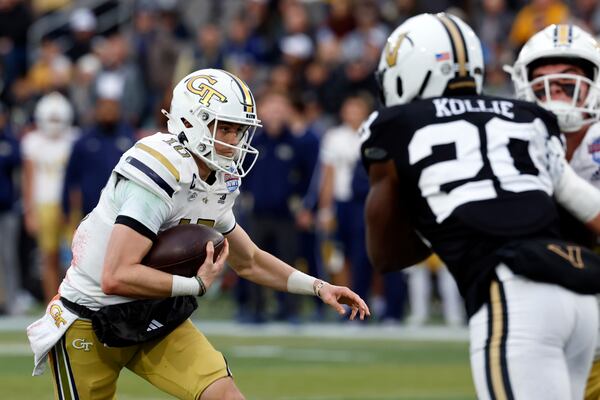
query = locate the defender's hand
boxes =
[196,239,229,291]
[316,282,371,320]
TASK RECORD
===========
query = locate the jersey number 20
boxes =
[408,118,551,222]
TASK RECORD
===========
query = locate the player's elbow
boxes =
[230,260,254,280]
[100,273,122,295]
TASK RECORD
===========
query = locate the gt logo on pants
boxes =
[72,338,93,351]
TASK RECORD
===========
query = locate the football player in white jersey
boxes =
[27,68,370,400]
[22,92,79,304]
[506,23,600,400]
[362,13,600,400]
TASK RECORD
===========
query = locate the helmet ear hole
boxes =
[178,132,188,145]
[396,77,403,98]
[180,117,193,128]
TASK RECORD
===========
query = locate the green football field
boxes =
[1,324,475,400]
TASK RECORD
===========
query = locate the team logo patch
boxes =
[588,138,600,165]
[72,338,93,351]
[49,304,66,328]
[224,173,240,192]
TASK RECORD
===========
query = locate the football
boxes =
[142,224,225,277]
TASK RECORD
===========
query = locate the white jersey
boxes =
[569,122,600,190]
[59,132,240,309]
[319,124,362,202]
[21,128,79,204]
[568,123,600,361]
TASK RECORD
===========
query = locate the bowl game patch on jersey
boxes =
[224,172,240,192]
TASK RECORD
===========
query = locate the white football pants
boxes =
[470,264,598,400]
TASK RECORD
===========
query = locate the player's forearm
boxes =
[101,263,176,298]
[232,248,295,291]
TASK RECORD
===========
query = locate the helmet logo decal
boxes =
[385,32,408,67]
[186,75,227,107]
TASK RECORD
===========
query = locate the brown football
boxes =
[142,224,225,277]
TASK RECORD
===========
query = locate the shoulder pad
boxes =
[114,133,196,202]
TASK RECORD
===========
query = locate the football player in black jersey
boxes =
[361,13,600,400]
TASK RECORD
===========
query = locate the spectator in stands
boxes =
[0,102,21,314]
[509,0,569,50]
[21,92,78,303]
[317,93,372,286]
[26,35,71,96]
[288,96,324,320]
[571,0,600,35]
[62,81,135,225]
[95,33,145,127]
[173,23,226,81]
[0,0,32,91]
[236,91,316,323]
[69,53,101,128]
[66,8,97,62]
[340,0,387,65]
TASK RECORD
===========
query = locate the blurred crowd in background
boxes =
[1,0,599,325]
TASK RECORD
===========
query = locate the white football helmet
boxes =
[163,68,261,178]
[34,91,74,137]
[507,24,600,132]
[376,13,484,107]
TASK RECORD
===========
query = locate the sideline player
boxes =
[22,92,79,303]
[506,23,600,400]
[361,13,600,400]
[27,68,370,400]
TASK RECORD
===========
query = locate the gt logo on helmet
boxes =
[186,75,227,107]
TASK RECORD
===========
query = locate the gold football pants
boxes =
[586,360,600,400]
[48,319,230,400]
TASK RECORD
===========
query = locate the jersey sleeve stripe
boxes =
[125,156,175,197]
[135,143,180,182]
[115,215,157,241]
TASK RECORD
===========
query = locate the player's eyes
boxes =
[532,82,577,99]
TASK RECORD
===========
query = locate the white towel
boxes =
[26,298,78,376]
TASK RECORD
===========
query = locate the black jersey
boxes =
[361,95,565,315]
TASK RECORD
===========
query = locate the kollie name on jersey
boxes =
[433,98,515,119]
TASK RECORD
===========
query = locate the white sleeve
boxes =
[114,178,172,239]
[213,209,236,235]
[554,162,600,223]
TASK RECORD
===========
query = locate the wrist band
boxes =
[195,276,207,297]
[287,270,317,295]
[171,275,200,297]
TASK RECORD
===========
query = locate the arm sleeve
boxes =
[554,163,600,224]
[213,209,236,235]
[113,178,171,241]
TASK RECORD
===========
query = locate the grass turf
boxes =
[1,330,474,400]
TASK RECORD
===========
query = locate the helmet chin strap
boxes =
[542,100,585,133]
